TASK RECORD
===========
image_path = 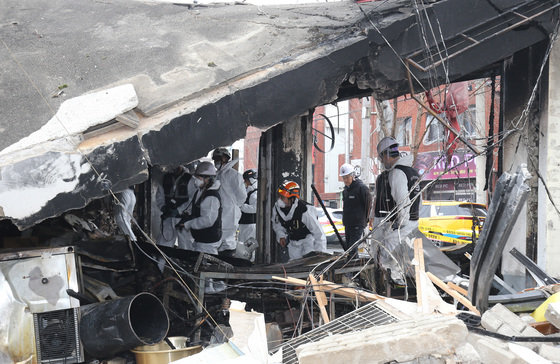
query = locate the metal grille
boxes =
[34,308,82,364]
[281,301,398,364]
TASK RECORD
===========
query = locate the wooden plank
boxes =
[426,272,480,315]
[414,238,423,309]
[309,274,330,324]
[447,282,468,297]
[417,239,425,272]
[529,321,560,335]
[115,109,140,128]
[272,276,384,302]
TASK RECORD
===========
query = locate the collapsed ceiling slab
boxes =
[0,0,557,229]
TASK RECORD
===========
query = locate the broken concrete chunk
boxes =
[454,342,482,363]
[521,325,544,338]
[507,343,553,364]
[545,302,560,330]
[482,309,504,332]
[471,336,524,364]
[397,356,447,364]
[0,84,138,157]
[488,303,528,333]
[295,316,468,364]
[538,343,560,362]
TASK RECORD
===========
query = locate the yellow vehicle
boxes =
[418,200,487,252]
[315,207,345,244]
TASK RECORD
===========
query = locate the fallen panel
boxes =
[469,165,531,313]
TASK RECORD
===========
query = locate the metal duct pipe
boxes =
[79,292,169,359]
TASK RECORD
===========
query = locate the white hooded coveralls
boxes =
[182,180,222,254]
[238,181,257,243]
[271,198,326,260]
[371,154,419,282]
[215,160,247,251]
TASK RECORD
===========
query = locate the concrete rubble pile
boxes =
[290,303,560,364]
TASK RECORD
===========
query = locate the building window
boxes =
[396,117,412,146]
[424,115,445,145]
[424,106,477,145]
[458,106,477,138]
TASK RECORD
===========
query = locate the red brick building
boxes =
[312,78,500,207]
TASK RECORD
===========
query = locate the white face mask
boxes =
[277,198,286,208]
[194,177,205,188]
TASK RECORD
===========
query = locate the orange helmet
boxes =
[278,181,300,199]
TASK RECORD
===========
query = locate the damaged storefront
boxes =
[1,0,560,363]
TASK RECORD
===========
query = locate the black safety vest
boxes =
[276,200,311,241]
[239,189,257,224]
[163,172,191,206]
[191,188,222,243]
[375,165,420,221]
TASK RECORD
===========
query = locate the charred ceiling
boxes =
[0,0,558,229]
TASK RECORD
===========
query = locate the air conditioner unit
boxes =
[0,246,83,364]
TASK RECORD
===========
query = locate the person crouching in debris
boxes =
[371,137,421,284]
[238,169,258,243]
[176,161,223,255]
[272,180,326,260]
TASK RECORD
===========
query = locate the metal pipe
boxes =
[79,292,169,359]
[311,183,345,249]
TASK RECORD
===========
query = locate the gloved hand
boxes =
[161,202,179,219]
[176,213,195,228]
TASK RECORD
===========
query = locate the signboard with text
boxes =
[414,151,476,180]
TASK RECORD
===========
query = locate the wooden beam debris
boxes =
[309,274,330,323]
[426,271,480,315]
[272,275,384,302]
[413,238,425,310]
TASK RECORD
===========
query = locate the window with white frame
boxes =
[396,117,412,146]
[424,115,446,145]
[458,106,477,138]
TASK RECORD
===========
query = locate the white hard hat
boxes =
[195,161,217,176]
[377,136,399,156]
[339,163,354,177]
[212,147,231,161]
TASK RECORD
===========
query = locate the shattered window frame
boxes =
[396,116,412,146]
[423,114,446,145]
[458,105,477,138]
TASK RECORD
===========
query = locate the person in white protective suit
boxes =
[238,169,258,243]
[175,162,199,251]
[154,164,198,271]
[176,161,223,255]
[271,180,326,261]
[212,148,247,255]
[370,136,421,284]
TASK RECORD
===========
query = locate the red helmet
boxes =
[278,181,300,199]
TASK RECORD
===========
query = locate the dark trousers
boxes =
[344,225,364,258]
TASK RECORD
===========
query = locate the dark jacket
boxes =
[342,178,372,227]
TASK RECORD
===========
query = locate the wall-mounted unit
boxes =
[0,246,83,364]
